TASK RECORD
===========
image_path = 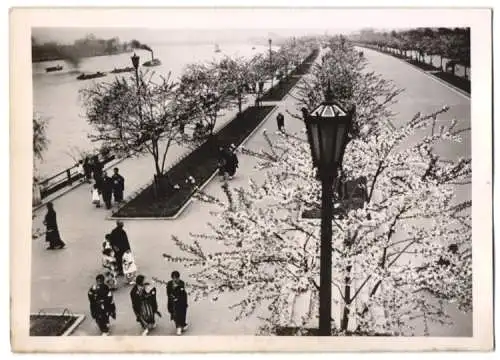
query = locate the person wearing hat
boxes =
[130,275,161,336]
[109,221,131,276]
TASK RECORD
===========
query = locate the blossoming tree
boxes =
[162,38,471,336]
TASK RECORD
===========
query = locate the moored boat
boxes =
[45,65,63,72]
[76,71,107,80]
[110,66,134,74]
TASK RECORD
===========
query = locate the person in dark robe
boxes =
[130,275,161,336]
[43,202,65,250]
[109,221,131,275]
[276,112,285,132]
[92,155,104,192]
[111,167,125,203]
[101,172,113,209]
[88,274,116,336]
[221,145,239,180]
[166,271,188,335]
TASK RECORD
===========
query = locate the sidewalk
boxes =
[30,60,318,336]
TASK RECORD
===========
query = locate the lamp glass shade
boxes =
[305,100,352,175]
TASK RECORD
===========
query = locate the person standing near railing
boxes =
[92,155,104,192]
[83,156,92,183]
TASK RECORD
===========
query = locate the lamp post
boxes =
[268,38,273,87]
[131,52,140,88]
[303,81,354,336]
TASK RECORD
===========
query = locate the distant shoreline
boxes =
[32,50,133,64]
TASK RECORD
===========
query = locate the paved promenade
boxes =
[30,47,471,336]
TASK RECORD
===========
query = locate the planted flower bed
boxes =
[30,314,80,336]
[113,105,276,218]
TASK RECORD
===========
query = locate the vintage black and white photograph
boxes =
[10,6,493,352]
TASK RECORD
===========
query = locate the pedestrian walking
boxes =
[43,202,66,250]
[276,112,285,132]
[102,235,118,290]
[166,271,188,335]
[88,274,116,336]
[83,156,92,183]
[101,172,113,209]
[92,155,104,191]
[130,275,162,336]
[91,183,101,208]
[109,221,131,276]
[76,160,85,182]
[219,145,238,180]
[111,168,125,203]
[122,250,138,285]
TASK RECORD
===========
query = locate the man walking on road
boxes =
[109,221,131,276]
[111,167,125,203]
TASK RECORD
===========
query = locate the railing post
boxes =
[66,169,72,185]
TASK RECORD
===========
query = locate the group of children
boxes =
[101,235,137,290]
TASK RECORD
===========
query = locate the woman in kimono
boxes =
[166,271,189,335]
[130,275,162,336]
[43,202,65,250]
[88,274,116,336]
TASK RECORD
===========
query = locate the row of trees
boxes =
[349,28,470,79]
[80,37,316,181]
[163,37,471,335]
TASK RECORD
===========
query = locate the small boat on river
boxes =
[45,65,63,72]
[76,72,107,80]
[214,44,221,53]
[143,58,162,67]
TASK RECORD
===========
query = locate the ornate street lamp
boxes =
[131,52,140,87]
[303,81,354,336]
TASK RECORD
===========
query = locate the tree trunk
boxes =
[238,94,242,114]
[340,264,353,331]
[440,56,444,71]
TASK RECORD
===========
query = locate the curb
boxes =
[107,105,279,221]
[356,45,470,99]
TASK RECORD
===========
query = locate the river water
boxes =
[32,43,272,178]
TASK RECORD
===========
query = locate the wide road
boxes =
[358,47,472,336]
